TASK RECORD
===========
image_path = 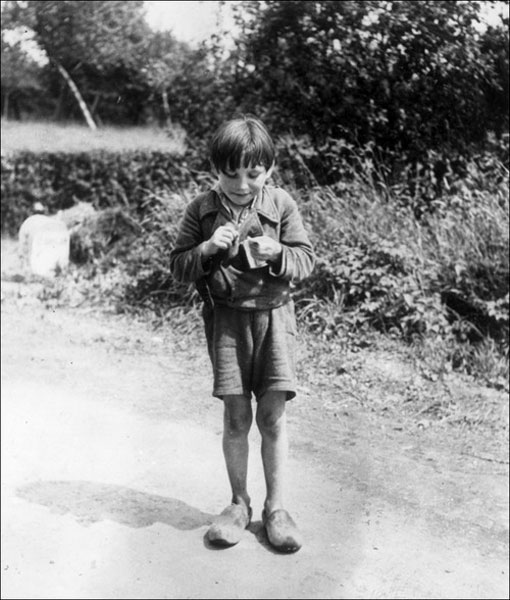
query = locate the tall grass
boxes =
[290,171,509,387]
[422,192,509,299]
[297,181,421,251]
[0,119,187,155]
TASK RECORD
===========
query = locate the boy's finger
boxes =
[217,228,234,241]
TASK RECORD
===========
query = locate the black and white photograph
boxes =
[1,1,508,598]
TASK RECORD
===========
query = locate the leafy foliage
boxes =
[69,207,142,265]
[222,0,508,163]
[1,0,193,124]
[1,33,44,119]
[121,192,198,312]
[0,149,212,235]
[1,0,507,168]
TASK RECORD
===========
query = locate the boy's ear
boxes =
[266,163,275,179]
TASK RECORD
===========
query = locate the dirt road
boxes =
[1,272,508,599]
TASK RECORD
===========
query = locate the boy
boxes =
[170,115,314,553]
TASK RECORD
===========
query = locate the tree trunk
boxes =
[12,95,21,120]
[3,91,10,120]
[90,92,104,127]
[90,92,100,114]
[54,60,97,130]
[53,83,66,121]
[161,90,171,127]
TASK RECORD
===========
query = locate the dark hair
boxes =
[209,115,275,173]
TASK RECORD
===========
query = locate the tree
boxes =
[1,35,43,119]
[479,3,509,139]
[2,0,150,127]
[140,31,191,128]
[225,1,508,162]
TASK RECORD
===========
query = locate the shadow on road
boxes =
[16,480,214,530]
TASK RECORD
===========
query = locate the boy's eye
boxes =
[221,168,264,179]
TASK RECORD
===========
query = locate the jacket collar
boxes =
[198,185,279,224]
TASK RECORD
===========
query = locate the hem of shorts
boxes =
[212,386,296,401]
[211,296,291,311]
[212,388,251,400]
[255,385,297,401]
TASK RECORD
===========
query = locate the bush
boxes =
[69,207,142,265]
[121,190,198,313]
[292,171,508,385]
[295,184,449,339]
[422,189,509,346]
[229,1,508,160]
[0,149,213,235]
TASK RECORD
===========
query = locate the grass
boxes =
[292,177,509,386]
[0,119,187,154]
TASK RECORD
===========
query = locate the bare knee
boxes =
[256,392,286,435]
[256,412,283,437]
[223,395,252,436]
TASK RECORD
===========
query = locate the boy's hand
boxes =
[201,224,239,258]
[247,236,282,263]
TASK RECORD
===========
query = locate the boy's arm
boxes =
[170,200,210,283]
[269,191,315,283]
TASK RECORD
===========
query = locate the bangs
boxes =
[210,117,275,172]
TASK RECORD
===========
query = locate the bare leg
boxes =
[256,391,302,552]
[256,391,287,514]
[222,394,253,510]
[206,394,253,546]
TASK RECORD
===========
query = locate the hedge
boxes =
[0,149,213,235]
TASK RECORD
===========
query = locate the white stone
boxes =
[18,215,70,278]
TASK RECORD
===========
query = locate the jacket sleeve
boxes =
[169,198,209,283]
[270,190,315,283]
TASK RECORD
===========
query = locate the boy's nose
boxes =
[237,178,250,192]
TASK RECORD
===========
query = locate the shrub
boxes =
[0,149,213,235]
[69,207,142,265]
[422,189,509,346]
[295,184,449,339]
[292,171,508,385]
[121,190,198,313]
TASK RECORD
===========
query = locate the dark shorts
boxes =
[202,301,297,401]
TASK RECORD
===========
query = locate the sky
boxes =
[144,0,507,43]
[144,1,236,45]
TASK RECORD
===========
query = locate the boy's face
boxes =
[216,163,273,207]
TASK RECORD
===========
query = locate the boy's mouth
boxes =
[230,192,252,201]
